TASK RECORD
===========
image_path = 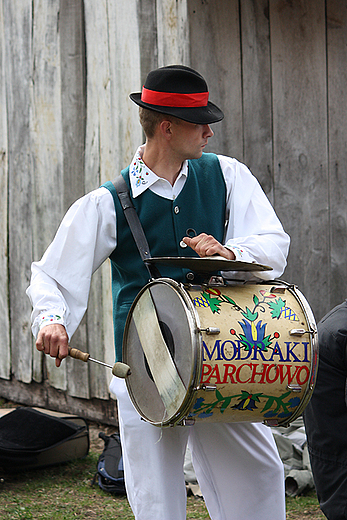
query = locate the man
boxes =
[27,65,290,520]
[304,300,347,520]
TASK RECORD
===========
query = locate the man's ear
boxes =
[159,119,173,140]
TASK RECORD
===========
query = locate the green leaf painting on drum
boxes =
[190,390,301,421]
[267,297,286,319]
[201,291,222,313]
[196,288,299,321]
[240,306,258,322]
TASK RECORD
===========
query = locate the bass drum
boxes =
[123,278,318,427]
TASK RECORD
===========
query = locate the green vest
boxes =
[103,152,226,361]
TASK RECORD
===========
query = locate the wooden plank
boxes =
[106,0,142,170]
[326,0,347,311]
[84,0,113,193]
[30,0,66,389]
[59,0,89,399]
[4,0,33,383]
[87,267,111,400]
[59,0,86,210]
[0,0,10,380]
[188,0,243,160]
[83,0,113,400]
[0,378,118,426]
[137,0,158,84]
[156,0,189,67]
[83,0,142,398]
[102,0,142,397]
[270,0,329,322]
[240,0,274,203]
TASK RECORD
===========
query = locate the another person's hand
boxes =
[36,324,69,367]
[182,233,236,260]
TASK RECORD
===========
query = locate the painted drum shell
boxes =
[123,278,318,428]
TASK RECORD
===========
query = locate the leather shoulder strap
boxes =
[112,176,161,279]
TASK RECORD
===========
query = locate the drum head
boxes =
[123,279,201,425]
[146,256,272,273]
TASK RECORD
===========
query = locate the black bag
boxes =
[0,407,89,472]
[93,432,126,495]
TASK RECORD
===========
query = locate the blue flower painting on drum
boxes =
[238,319,271,352]
[193,287,299,355]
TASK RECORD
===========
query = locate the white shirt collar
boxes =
[129,145,188,198]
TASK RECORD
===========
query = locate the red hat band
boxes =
[141,86,209,108]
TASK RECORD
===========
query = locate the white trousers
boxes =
[110,377,286,520]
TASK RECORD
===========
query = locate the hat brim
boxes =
[129,92,224,125]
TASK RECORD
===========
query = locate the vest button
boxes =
[186,272,195,281]
[179,240,188,248]
[174,206,180,214]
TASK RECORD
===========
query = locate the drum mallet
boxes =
[68,347,131,378]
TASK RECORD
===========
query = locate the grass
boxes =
[0,399,325,519]
[0,451,325,520]
[0,453,210,520]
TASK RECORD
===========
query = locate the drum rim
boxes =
[273,282,318,427]
[123,278,202,426]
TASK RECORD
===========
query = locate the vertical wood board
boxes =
[240,0,274,202]
[326,1,347,311]
[270,0,329,320]
[137,0,158,85]
[4,0,34,383]
[156,0,189,67]
[59,0,86,211]
[59,0,88,398]
[188,0,243,159]
[83,0,114,399]
[106,0,143,170]
[30,0,66,388]
[0,0,10,380]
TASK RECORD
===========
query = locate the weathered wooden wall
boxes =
[189,0,347,320]
[0,0,346,421]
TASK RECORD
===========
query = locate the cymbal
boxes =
[145,256,272,273]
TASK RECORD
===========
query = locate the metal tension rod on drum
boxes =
[68,347,131,379]
[290,328,316,336]
[198,327,220,335]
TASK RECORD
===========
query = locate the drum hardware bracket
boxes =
[207,276,226,286]
[287,384,302,393]
[198,327,220,335]
[181,418,196,426]
[270,285,287,294]
[264,419,280,427]
[195,384,217,392]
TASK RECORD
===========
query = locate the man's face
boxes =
[169,119,214,161]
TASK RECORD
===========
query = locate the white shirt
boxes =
[27,146,290,340]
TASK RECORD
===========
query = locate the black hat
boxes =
[130,65,224,124]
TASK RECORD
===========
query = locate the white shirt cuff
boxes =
[225,245,254,263]
[38,313,65,331]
